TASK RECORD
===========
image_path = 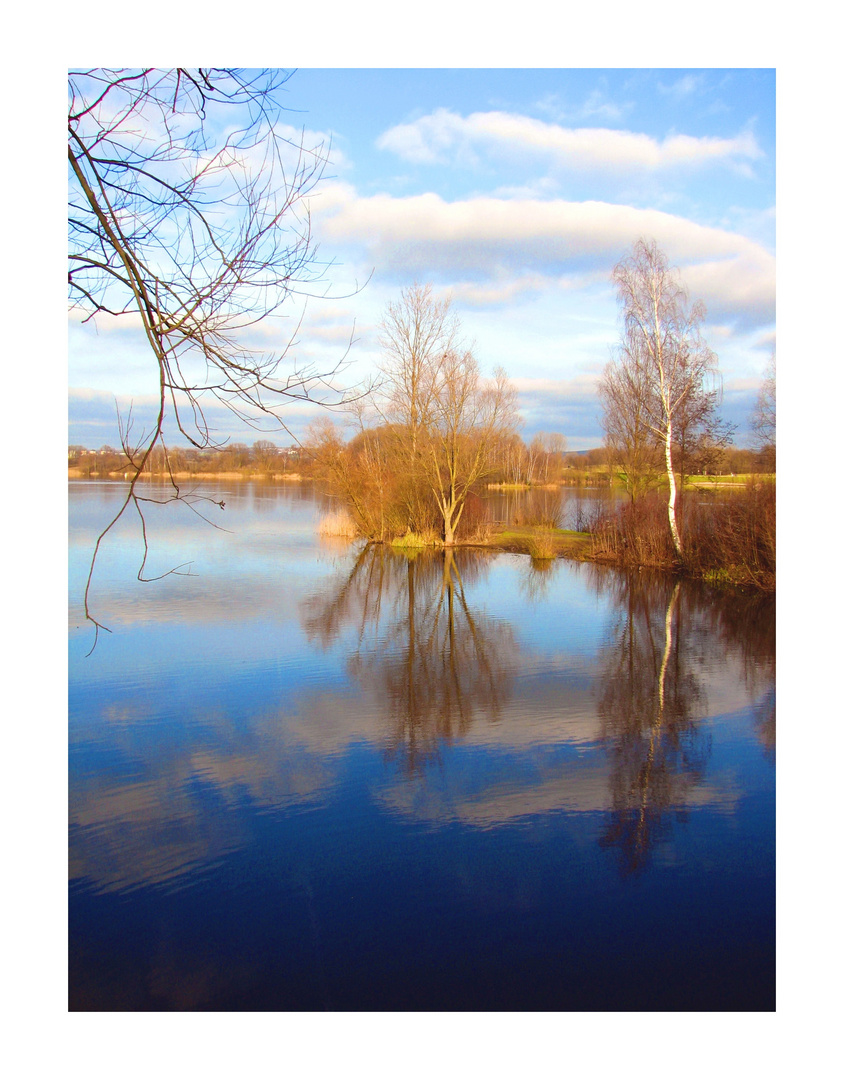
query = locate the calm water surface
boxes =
[69,481,775,1011]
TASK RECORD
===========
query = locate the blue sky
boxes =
[68,68,775,451]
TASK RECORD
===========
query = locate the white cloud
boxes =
[579,90,627,123]
[683,253,775,327]
[534,91,626,125]
[448,275,549,307]
[658,74,705,98]
[512,374,601,401]
[376,108,762,172]
[68,307,146,332]
[315,185,775,328]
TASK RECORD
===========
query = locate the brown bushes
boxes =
[591,491,678,569]
[590,481,775,588]
[682,480,775,589]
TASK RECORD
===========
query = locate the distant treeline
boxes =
[67,440,306,478]
[68,438,769,483]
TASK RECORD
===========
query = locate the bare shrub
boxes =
[682,481,775,588]
[591,482,775,587]
[454,491,493,542]
[591,492,676,568]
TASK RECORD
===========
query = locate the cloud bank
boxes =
[376,108,762,173]
[316,185,775,328]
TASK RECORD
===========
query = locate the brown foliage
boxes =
[590,482,776,588]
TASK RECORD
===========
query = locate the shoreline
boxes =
[68,470,305,482]
[372,526,773,592]
[68,475,773,591]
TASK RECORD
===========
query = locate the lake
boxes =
[69,480,775,1011]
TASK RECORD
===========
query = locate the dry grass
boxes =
[318,509,358,539]
[390,531,432,549]
[524,530,557,561]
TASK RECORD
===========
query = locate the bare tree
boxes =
[309,287,517,547]
[606,239,721,559]
[750,352,776,471]
[420,353,518,544]
[379,283,459,452]
[599,333,663,502]
[69,68,359,642]
[378,287,518,544]
[542,432,568,481]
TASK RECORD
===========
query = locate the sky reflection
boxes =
[70,484,773,895]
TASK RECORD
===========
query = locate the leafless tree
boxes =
[69,68,361,643]
[750,352,776,470]
[539,432,568,481]
[379,284,460,453]
[378,286,518,544]
[599,333,663,502]
[420,352,518,544]
[604,239,721,559]
[251,439,278,473]
[310,287,517,546]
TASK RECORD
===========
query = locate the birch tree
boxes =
[751,352,776,470]
[608,239,720,559]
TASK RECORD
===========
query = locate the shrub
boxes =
[453,490,493,542]
[590,491,676,568]
[589,482,775,588]
[682,480,775,588]
[525,531,557,561]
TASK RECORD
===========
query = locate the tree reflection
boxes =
[301,544,516,773]
[708,585,776,758]
[594,571,709,874]
[518,555,562,604]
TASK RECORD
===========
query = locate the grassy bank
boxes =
[482,524,592,561]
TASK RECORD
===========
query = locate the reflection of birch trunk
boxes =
[658,579,680,713]
[404,558,419,758]
[598,573,704,874]
[636,579,681,856]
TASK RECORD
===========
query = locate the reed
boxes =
[317,509,358,538]
[525,531,557,561]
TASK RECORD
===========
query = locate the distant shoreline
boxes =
[68,470,305,482]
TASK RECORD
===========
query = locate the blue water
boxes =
[69,481,775,1010]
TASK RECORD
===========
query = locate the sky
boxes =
[68,67,776,452]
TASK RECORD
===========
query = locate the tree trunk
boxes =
[442,506,456,546]
[441,492,466,546]
[663,417,683,561]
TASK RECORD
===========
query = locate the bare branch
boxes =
[69,69,366,642]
